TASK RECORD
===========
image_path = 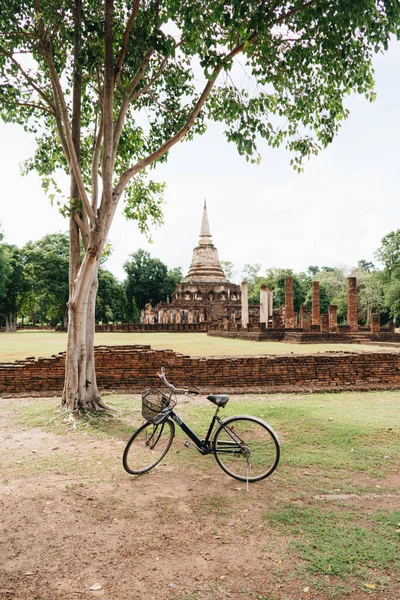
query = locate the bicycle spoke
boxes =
[213,417,280,482]
[123,420,175,475]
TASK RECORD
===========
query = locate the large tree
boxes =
[375,230,400,322]
[124,248,182,315]
[23,233,70,328]
[0,231,11,304]
[0,242,28,332]
[97,268,127,323]
[1,1,399,411]
[351,264,384,325]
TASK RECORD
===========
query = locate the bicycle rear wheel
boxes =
[213,415,280,482]
[123,419,175,475]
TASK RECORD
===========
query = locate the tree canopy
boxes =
[0,245,27,331]
[124,248,182,315]
[23,233,70,327]
[375,230,400,322]
[97,268,128,323]
[1,1,399,197]
[0,229,11,301]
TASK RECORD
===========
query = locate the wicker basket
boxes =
[141,389,176,423]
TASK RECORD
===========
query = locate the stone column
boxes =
[241,281,249,329]
[285,277,295,328]
[328,305,338,332]
[260,285,269,327]
[268,291,273,317]
[312,281,321,327]
[300,305,311,330]
[371,314,380,334]
[388,320,395,333]
[320,313,329,333]
[347,277,358,331]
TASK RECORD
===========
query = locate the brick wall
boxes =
[95,322,209,332]
[2,344,400,396]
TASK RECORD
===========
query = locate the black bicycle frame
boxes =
[168,409,222,455]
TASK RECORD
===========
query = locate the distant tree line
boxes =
[0,230,182,331]
[0,227,399,331]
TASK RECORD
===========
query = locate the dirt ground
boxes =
[0,396,399,600]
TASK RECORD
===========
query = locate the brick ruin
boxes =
[212,273,396,343]
[2,345,400,396]
[100,200,396,343]
[312,281,320,327]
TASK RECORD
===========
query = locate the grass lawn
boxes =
[1,389,399,599]
[0,329,397,362]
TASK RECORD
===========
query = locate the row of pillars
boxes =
[158,308,206,325]
[241,281,274,330]
[142,308,206,325]
[284,276,360,331]
[241,276,381,332]
[240,282,272,328]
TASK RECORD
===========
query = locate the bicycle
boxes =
[122,368,280,486]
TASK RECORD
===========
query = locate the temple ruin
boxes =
[141,201,241,326]
[208,272,397,344]
[109,200,397,343]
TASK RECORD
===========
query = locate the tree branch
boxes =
[44,49,95,224]
[114,0,317,200]
[114,70,221,199]
[0,97,55,116]
[101,0,115,230]
[112,49,153,165]
[0,45,56,111]
[73,211,89,245]
[129,55,169,103]
[91,116,103,213]
[114,0,141,86]
[273,0,317,25]
[91,64,104,212]
[33,0,95,225]
[48,78,71,164]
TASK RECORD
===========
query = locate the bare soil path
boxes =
[0,395,399,600]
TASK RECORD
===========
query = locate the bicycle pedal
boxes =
[184,440,191,448]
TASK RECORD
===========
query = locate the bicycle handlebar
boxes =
[157,367,199,395]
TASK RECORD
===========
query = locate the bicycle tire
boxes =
[213,415,280,482]
[122,419,175,475]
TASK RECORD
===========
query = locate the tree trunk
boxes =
[61,253,111,412]
[63,308,68,330]
[61,0,114,413]
[5,311,17,332]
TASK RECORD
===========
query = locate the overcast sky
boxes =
[1,41,399,283]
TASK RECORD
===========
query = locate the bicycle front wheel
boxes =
[213,415,280,482]
[123,419,175,475]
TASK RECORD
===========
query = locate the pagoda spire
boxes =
[199,199,211,241]
[182,200,228,283]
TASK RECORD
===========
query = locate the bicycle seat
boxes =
[207,394,229,407]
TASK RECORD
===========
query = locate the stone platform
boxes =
[207,329,400,345]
